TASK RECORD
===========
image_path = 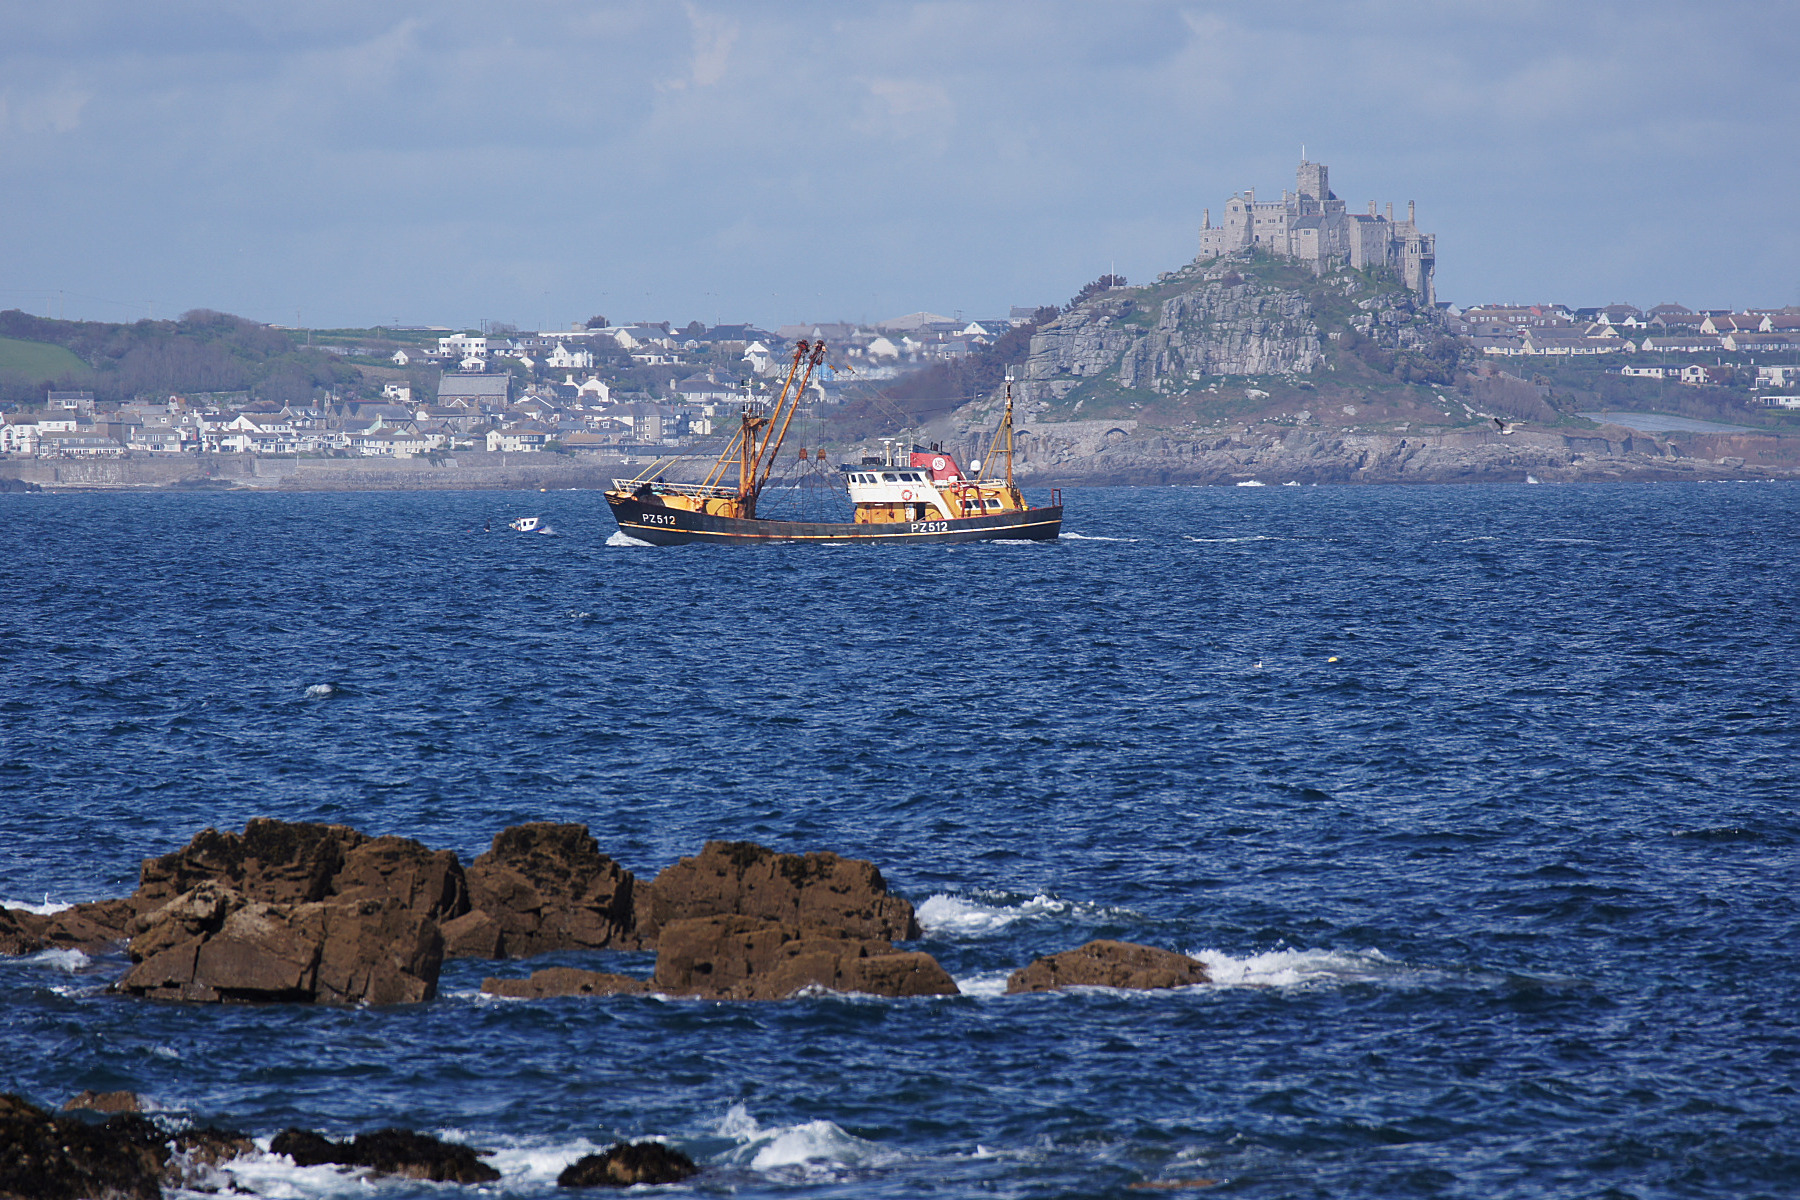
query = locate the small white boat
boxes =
[509,516,541,532]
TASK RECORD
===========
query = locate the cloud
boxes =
[0,85,92,135]
[0,1,1795,326]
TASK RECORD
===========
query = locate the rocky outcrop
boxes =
[135,819,368,909]
[270,1127,500,1183]
[651,914,957,1000]
[117,882,442,1005]
[1026,269,1328,403]
[135,820,466,924]
[558,1142,698,1187]
[13,821,950,1007]
[636,840,919,943]
[481,967,648,999]
[458,823,638,958]
[0,1093,251,1200]
[1006,940,1208,994]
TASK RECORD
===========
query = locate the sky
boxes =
[1,1,1796,332]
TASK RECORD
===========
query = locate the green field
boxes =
[0,336,90,379]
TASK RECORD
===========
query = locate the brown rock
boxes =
[62,1091,142,1114]
[329,836,469,922]
[312,897,443,1005]
[651,915,957,1000]
[557,1141,698,1187]
[0,899,138,957]
[135,818,369,909]
[440,909,505,959]
[635,841,919,944]
[117,886,441,1005]
[461,824,637,958]
[480,967,648,999]
[1004,940,1208,994]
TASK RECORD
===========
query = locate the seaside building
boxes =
[1198,159,1436,304]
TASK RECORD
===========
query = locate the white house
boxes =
[0,415,41,455]
[573,375,610,403]
[381,383,413,405]
[438,334,487,360]
[487,425,550,452]
[547,342,595,370]
[391,349,412,366]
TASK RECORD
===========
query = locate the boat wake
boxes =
[1062,532,1137,542]
[606,530,656,547]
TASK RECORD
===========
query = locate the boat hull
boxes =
[607,495,1062,545]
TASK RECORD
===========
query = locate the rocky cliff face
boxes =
[1027,277,1323,401]
[1021,253,1441,409]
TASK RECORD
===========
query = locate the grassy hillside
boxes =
[0,336,91,381]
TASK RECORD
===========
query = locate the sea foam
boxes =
[1191,945,1404,989]
[916,891,1134,938]
[717,1102,895,1174]
[2,896,72,915]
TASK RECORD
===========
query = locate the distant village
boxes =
[0,310,1034,460]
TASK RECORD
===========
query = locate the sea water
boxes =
[1,482,1796,1198]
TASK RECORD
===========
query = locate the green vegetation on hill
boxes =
[0,336,91,382]
[0,309,414,407]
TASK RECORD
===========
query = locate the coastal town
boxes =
[0,310,1040,461]
[2,158,1797,467]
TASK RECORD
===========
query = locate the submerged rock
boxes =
[270,1126,501,1183]
[0,899,138,957]
[635,840,919,944]
[652,914,957,1000]
[0,1093,252,1200]
[481,966,648,999]
[460,823,639,958]
[1006,940,1208,994]
[557,1141,698,1187]
[62,1091,142,1114]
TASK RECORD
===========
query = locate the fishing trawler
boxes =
[604,339,1062,545]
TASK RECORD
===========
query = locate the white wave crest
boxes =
[1061,532,1137,542]
[717,1102,895,1174]
[1184,534,1278,543]
[1235,479,1266,487]
[27,948,93,972]
[915,891,1137,938]
[1193,946,1402,989]
[951,969,1013,998]
[3,896,71,915]
[302,683,337,699]
[606,530,656,547]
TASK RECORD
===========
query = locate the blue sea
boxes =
[3,482,1797,1199]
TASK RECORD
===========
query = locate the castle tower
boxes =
[1296,160,1329,204]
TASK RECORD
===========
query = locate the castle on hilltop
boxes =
[1198,159,1436,304]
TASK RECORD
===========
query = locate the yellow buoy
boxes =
[1327,656,1339,663]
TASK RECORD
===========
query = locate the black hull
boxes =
[607,496,1062,545]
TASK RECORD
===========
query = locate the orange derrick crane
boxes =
[687,339,826,518]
